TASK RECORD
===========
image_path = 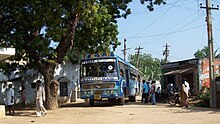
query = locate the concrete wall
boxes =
[0,105,5,117]
[0,62,80,105]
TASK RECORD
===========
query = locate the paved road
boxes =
[0,99,220,124]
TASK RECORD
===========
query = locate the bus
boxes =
[80,52,142,106]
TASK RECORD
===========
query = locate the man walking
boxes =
[6,83,15,115]
[35,80,47,117]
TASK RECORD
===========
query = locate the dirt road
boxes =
[0,99,220,124]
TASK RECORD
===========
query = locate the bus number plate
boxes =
[94,94,101,100]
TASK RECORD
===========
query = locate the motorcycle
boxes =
[167,90,180,106]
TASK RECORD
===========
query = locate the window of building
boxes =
[60,82,68,96]
[31,83,36,89]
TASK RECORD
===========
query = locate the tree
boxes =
[128,53,161,80]
[194,46,218,58]
[140,0,166,11]
[0,0,132,110]
[0,0,165,110]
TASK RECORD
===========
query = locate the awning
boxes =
[0,47,15,61]
[163,68,196,76]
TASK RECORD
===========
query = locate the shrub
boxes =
[195,87,210,107]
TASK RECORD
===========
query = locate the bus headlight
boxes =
[83,91,91,95]
[106,90,114,94]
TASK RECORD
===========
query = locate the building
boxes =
[161,58,220,95]
[0,47,15,116]
[0,62,80,105]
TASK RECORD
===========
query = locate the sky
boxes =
[115,0,220,62]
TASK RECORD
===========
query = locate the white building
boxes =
[0,47,15,116]
[0,61,80,105]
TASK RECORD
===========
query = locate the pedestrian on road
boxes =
[180,78,189,108]
[150,80,156,105]
[141,80,149,103]
[5,83,15,115]
[19,86,26,108]
[184,78,190,97]
[156,86,161,101]
[35,80,47,117]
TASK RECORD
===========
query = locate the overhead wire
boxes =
[118,0,216,60]
[138,0,206,60]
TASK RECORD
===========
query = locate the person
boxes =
[141,80,149,103]
[150,80,156,105]
[35,80,47,117]
[184,78,190,97]
[19,86,26,108]
[5,84,15,115]
[166,82,174,95]
[180,78,189,108]
[156,86,161,101]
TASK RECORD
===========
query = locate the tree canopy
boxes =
[128,53,161,81]
[140,0,166,11]
[0,0,134,109]
[194,46,218,58]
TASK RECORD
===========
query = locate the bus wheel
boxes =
[108,98,116,104]
[129,96,136,102]
[133,96,136,102]
[89,99,94,106]
[118,94,125,105]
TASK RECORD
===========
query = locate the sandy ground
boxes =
[0,98,220,124]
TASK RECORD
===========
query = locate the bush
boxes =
[195,87,210,107]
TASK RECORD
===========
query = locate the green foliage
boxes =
[0,0,167,108]
[0,0,132,71]
[140,0,166,11]
[194,46,209,58]
[195,87,210,107]
[194,46,218,58]
[128,53,161,80]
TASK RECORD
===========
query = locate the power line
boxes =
[122,24,205,39]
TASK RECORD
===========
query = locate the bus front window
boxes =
[81,61,117,78]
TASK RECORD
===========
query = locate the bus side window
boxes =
[120,69,124,77]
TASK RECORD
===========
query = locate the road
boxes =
[0,99,220,124]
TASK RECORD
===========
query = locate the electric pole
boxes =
[135,46,143,68]
[163,43,170,63]
[200,1,219,108]
[121,38,130,60]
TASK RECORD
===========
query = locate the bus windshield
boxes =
[81,58,118,79]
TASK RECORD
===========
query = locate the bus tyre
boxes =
[89,99,94,106]
[119,94,125,105]
[132,96,136,102]
[129,96,136,102]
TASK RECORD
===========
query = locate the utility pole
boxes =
[200,1,219,108]
[121,38,130,60]
[135,46,143,68]
[163,43,170,63]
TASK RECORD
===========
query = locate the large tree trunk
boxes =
[43,65,59,110]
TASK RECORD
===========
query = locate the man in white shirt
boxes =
[6,84,14,115]
[184,78,190,97]
[35,80,47,117]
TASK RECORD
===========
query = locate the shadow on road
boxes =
[59,99,167,108]
[5,106,36,117]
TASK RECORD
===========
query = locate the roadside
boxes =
[0,97,219,124]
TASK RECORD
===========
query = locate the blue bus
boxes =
[80,52,141,106]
